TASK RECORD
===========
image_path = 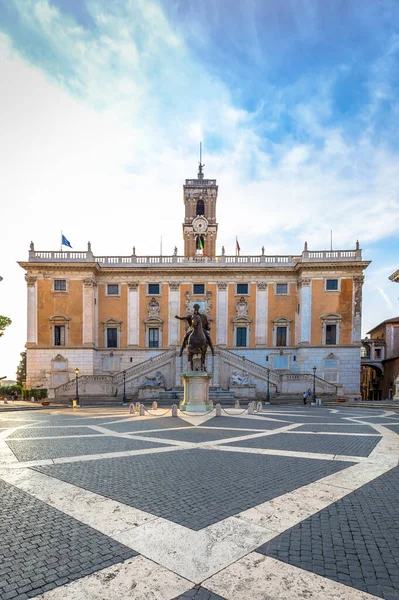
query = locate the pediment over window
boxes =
[232,315,252,324]
[49,314,70,323]
[321,313,342,322]
[102,318,122,326]
[325,352,338,359]
[272,317,292,325]
[144,315,164,327]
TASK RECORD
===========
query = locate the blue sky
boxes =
[0,0,398,377]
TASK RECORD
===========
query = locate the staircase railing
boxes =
[218,348,281,385]
[113,350,176,384]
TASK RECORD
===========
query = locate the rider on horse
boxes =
[175,304,215,357]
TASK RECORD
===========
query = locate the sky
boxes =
[0,0,398,379]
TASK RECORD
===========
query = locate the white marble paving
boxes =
[204,553,379,600]
[36,555,193,600]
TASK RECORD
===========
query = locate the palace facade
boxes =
[19,165,370,399]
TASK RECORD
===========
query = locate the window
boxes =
[276,283,288,295]
[148,283,160,295]
[196,200,205,216]
[107,328,118,348]
[107,284,119,295]
[193,283,205,295]
[54,280,67,291]
[276,326,287,347]
[149,328,159,348]
[326,279,338,291]
[375,348,381,358]
[236,327,247,347]
[237,283,248,295]
[54,325,65,346]
[326,324,337,345]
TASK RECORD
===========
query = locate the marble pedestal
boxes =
[180,372,213,413]
[230,385,256,399]
[138,387,166,400]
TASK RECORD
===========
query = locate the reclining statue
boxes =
[229,370,252,386]
[141,371,165,388]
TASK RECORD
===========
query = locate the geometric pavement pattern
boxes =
[257,466,399,599]
[0,404,398,600]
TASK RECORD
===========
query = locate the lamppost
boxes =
[75,368,80,407]
[122,370,127,406]
[313,366,317,403]
[266,368,270,403]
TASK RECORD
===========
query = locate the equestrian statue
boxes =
[175,304,215,372]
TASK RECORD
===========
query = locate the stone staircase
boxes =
[218,348,280,388]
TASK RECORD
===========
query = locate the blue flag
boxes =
[61,234,72,249]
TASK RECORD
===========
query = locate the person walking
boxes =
[303,391,307,405]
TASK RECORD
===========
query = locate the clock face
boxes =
[193,216,208,233]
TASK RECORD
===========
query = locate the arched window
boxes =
[196,235,205,251]
[196,200,205,216]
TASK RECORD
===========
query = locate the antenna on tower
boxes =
[198,141,205,179]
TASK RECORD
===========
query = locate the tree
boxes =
[0,315,11,337]
[16,351,26,386]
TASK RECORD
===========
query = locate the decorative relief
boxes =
[217,281,228,290]
[257,282,267,290]
[169,282,180,291]
[25,275,37,286]
[236,297,249,317]
[147,297,160,317]
[353,275,365,285]
[127,282,139,290]
[83,278,97,288]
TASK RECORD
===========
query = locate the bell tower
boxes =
[183,145,218,258]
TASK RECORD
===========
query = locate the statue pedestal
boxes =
[393,376,399,401]
[180,372,213,413]
[230,385,256,399]
[138,387,166,400]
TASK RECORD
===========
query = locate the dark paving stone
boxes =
[7,436,171,461]
[222,432,381,457]
[0,479,136,599]
[0,420,36,429]
[257,466,399,599]
[7,427,101,439]
[349,416,399,424]
[200,417,287,430]
[173,585,226,599]
[34,449,353,531]
[137,428,251,443]
[384,424,399,435]
[294,424,379,434]
[102,417,194,433]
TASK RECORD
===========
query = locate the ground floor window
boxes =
[236,327,247,347]
[276,326,287,347]
[107,327,118,348]
[326,324,337,345]
[149,327,159,348]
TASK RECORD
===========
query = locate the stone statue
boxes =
[230,370,252,386]
[221,246,225,256]
[261,246,264,256]
[141,371,165,388]
[30,241,35,251]
[175,303,215,370]
[87,241,92,252]
[173,246,178,256]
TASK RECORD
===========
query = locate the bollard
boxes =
[171,404,178,417]
[215,403,222,417]
[234,399,240,409]
[135,402,141,413]
[152,401,158,410]
[247,402,253,414]
[129,402,135,414]
[252,401,257,411]
[139,404,145,416]
[256,401,262,413]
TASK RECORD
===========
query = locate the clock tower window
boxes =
[196,200,205,216]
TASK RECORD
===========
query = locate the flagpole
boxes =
[60,230,62,252]
[236,236,237,257]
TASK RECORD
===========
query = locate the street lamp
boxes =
[313,366,317,403]
[75,368,80,407]
[122,370,127,406]
[266,368,270,403]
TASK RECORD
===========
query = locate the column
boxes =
[352,276,364,343]
[216,281,228,345]
[299,278,311,344]
[255,282,268,345]
[128,282,139,346]
[168,282,180,346]
[25,275,37,345]
[82,278,96,346]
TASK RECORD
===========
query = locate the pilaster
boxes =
[352,275,364,344]
[216,281,228,345]
[255,282,268,346]
[168,282,180,346]
[128,282,139,346]
[82,278,96,346]
[299,278,311,344]
[25,275,37,346]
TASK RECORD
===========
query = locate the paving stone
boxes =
[294,423,379,434]
[349,417,399,424]
[7,427,100,439]
[200,416,287,430]
[384,424,399,435]
[138,427,255,443]
[6,435,170,461]
[257,466,399,599]
[99,417,194,433]
[222,432,381,456]
[0,479,136,599]
[172,585,227,599]
[35,448,353,530]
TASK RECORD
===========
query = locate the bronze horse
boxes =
[187,311,208,371]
